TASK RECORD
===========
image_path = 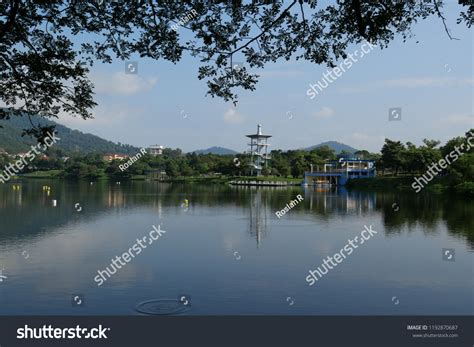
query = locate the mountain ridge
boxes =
[0,116,139,155]
[191,146,238,155]
[1,117,360,156]
[302,141,358,153]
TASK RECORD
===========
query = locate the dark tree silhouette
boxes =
[0,0,472,141]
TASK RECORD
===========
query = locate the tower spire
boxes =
[246,124,271,176]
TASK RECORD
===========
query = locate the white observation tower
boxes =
[246,124,271,176]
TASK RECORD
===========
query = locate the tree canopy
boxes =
[1,0,472,140]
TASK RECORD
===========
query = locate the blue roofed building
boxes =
[303,154,376,186]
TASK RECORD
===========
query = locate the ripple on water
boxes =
[135,299,191,315]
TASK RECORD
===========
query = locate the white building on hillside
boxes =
[148,145,164,156]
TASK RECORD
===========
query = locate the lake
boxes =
[0,180,472,315]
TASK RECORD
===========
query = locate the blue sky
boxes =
[58,1,473,153]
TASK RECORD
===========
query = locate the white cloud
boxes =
[223,108,244,124]
[339,77,473,94]
[383,77,473,88]
[312,106,335,119]
[338,86,370,94]
[56,104,147,143]
[92,71,158,95]
[349,132,385,151]
[351,132,372,142]
[440,113,474,126]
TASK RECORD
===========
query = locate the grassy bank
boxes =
[20,170,63,179]
[149,175,302,184]
[21,172,301,185]
[160,176,231,183]
[16,171,473,196]
[229,176,302,184]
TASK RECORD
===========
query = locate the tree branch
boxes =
[433,0,460,40]
[299,1,308,37]
[351,0,369,39]
[0,0,20,39]
[229,0,298,56]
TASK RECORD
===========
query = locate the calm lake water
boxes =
[0,180,472,315]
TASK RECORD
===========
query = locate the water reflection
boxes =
[248,188,268,247]
[303,186,376,216]
[0,180,472,315]
[0,181,472,249]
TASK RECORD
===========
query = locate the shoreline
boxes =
[3,172,472,196]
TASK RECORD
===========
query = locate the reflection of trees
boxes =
[372,191,473,249]
[0,180,123,244]
[297,186,473,249]
[442,196,474,248]
[377,192,443,233]
[1,181,472,250]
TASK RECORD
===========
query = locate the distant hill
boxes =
[0,116,139,155]
[192,146,238,155]
[303,141,358,154]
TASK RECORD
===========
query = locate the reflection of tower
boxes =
[246,124,271,176]
[248,188,268,247]
[155,199,162,219]
[13,186,22,207]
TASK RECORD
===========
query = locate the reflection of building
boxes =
[246,124,271,176]
[304,154,376,186]
[105,187,125,207]
[148,145,164,156]
[304,186,376,214]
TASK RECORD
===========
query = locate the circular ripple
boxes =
[135,299,190,316]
